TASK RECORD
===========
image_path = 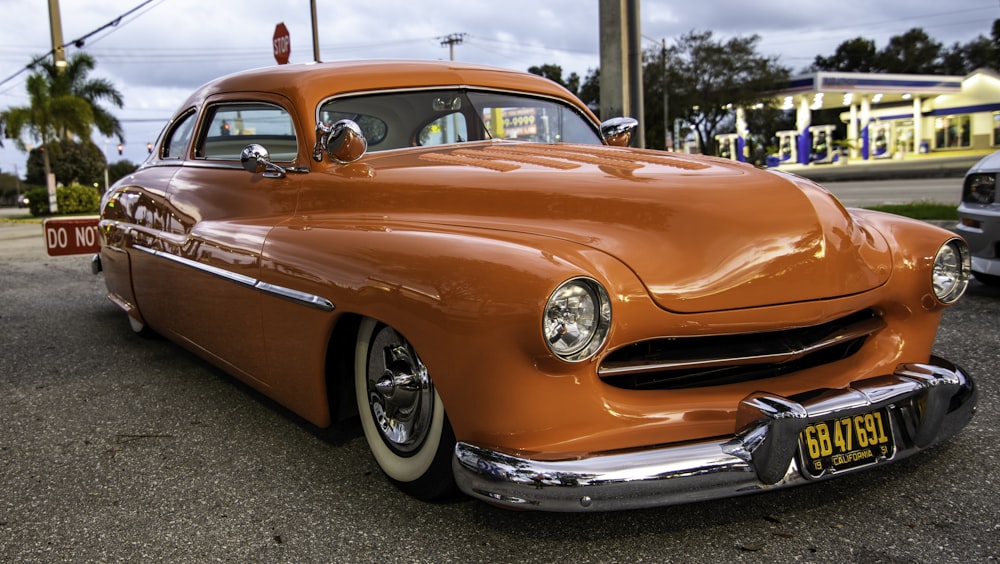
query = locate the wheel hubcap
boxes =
[366,327,433,454]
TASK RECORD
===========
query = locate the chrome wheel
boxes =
[364,325,434,454]
[354,317,456,499]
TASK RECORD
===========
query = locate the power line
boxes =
[0,0,161,90]
[439,33,467,61]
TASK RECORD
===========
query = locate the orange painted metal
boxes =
[97,61,961,460]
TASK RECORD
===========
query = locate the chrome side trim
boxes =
[453,356,976,512]
[133,245,334,312]
[255,282,335,311]
[599,315,886,376]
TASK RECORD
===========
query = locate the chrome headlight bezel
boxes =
[932,238,971,304]
[542,277,612,362]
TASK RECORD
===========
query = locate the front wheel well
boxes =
[325,313,363,422]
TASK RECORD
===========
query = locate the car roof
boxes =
[179,60,594,120]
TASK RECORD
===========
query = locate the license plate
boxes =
[798,409,895,478]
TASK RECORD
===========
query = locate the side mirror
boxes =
[313,119,367,163]
[600,117,638,147]
[240,144,287,177]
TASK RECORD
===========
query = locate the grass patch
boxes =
[864,201,958,221]
[0,215,41,224]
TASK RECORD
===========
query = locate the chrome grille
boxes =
[599,309,885,390]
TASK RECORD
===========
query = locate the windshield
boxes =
[318,89,601,152]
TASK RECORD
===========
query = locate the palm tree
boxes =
[38,52,125,142]
[0,52,124,211]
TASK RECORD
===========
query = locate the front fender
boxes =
[256,216,645,437]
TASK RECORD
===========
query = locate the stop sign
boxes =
[273,22,290,65]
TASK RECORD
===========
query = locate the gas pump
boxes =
[776,130,797,164]
[716,133,739,161]
[810,125,838,164]
[871,122,892,159]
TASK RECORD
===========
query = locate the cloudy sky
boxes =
[0,0,996,174]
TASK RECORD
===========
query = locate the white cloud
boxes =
[0,0,995,171]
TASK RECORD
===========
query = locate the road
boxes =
[1,211,998,562]
[820,177,962,208]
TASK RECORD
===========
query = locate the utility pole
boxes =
[599,0,644,148]
[661,38,670,150]
[310,0,320,62]
[45,0,64,213]
[47,0,67,69]
[439,33,466,61]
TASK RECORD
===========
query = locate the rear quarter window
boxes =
[162,110,196,159]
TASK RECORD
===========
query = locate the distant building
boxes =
[766,69,1000,164]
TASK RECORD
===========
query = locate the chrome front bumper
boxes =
[453,357,976,512]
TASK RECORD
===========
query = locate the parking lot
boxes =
[1,219,998,562]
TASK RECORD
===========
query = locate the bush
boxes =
[24,186,51,217]
[25,184,101,217]
[57,184,101,214]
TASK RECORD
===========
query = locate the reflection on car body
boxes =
[85,60,976,512]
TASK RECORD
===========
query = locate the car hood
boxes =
[967,149,1000,173]
[334,143,892,314]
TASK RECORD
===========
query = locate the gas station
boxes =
[716,68,1000,167]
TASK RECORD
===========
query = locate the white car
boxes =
[958,151,1000,285]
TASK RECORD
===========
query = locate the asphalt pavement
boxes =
[1,219,998,562]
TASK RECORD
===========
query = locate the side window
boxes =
[163,110,196,159]
[418,113,468,146]
[197,103,298,161]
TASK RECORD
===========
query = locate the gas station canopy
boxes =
[775,72,964,112]
[733,69,1000,166]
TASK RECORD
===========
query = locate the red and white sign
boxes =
[43,216,101,256]
[273,22,291,65]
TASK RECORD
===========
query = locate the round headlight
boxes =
[543,277,611,361]
[932,238,971,304]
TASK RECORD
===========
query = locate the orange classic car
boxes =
[87,60,976,511]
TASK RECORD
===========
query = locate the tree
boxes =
[26,138,106,188]
[939,24,1000,74]
[811,38,878,72]
[527,64,599,112]
[578,68,600,114]
[664,30,790,155]
[0,72,93,198]
[0,52,124,209]
[36,52,125,142]
[876,28,943,74]
[108,159,138,186]
[813,22,1000,76]
[939,42,970,75]
[528,64,581,95]
[0,170,24,206]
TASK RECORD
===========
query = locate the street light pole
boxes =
[103,139,110,193]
